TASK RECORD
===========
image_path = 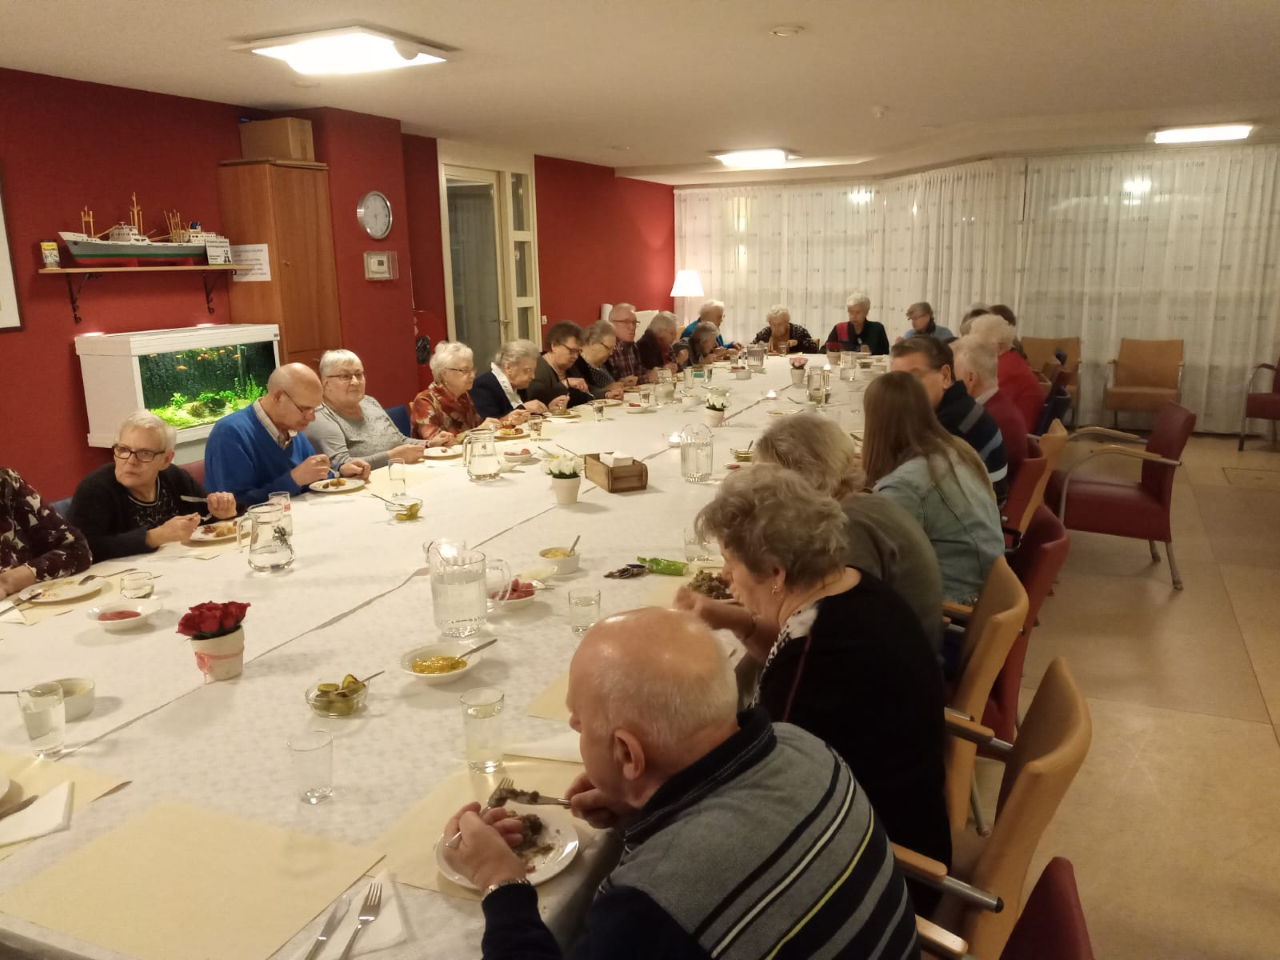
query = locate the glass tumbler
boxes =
[18,683,65,758]
[591,400,606,422]
[388,459,407,497]
[569,588,601,637]
[461,687,505,773]
[288,729,333,804]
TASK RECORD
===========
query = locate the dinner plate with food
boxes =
[547,410,580,419]
[309,477,367,493]
[190,521,239,542]
[424,446,464,460]
[502,448,539,465]
[435,806,580,889]
[495,428,529,441]
[600,398,623,407]
[624,404,656,415]
[18,576,104,605]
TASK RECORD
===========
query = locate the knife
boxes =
[303,894,349,960]
[0,795,39,823]
[180,495,208,503]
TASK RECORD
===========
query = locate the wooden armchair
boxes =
[1103,338,1183,429]
[899,658,1093,960]
[1239,355,1280,450]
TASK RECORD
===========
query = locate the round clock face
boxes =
[357,191,392,239]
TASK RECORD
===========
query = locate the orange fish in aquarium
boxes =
[176,365,187,370]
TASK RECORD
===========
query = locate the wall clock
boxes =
[356,191,392,240]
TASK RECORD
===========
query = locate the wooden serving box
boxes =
[584,454,648,493]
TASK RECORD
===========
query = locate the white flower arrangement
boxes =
[545,455,582,479]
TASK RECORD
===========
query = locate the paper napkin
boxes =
[505,731,582,764]
[292,870,406,960]
[0,781,73,847]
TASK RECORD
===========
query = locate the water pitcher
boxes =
[462,428,501,482]
[680,423,713,483]
[431,548,490,637]
[237,502,294,572]
[746,343,766,372]
[654,369,675,406]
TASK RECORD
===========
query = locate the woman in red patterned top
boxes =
[412,342,530,444]
[1,467,92,600]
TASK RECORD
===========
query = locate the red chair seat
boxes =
[1047,470,1171,542]
[1000,858,1095,960]
[1245,392,1280,420]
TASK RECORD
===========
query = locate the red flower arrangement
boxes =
[177,601,250,640]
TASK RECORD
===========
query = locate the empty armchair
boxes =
[1238,355,1280,450]
[1047,402,1195,589]
[999,858,1096,960]
[1103,338,1183,429]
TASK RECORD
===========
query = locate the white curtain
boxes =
[675,144,1280,432]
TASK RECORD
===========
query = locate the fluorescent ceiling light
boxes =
[1152,124,1252,144]
[237,27,447,76]
[714,149,790,169]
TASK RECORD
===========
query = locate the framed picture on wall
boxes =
[0,174,22,331]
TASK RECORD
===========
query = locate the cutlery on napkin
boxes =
[293,870,404,960]
[504,731,583,764]
[0,781,73,847]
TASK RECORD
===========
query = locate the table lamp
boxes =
[670,269,704,324]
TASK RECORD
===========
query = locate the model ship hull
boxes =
[58,232,208,266]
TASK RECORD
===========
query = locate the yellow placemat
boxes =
[525,672,571,722]
[373,758,587,899]
[0,752,129,861]
[0,799,383,960]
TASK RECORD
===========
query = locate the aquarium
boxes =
[139,341,275,430]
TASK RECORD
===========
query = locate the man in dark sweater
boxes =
[891,336,1009,503]
[443,608,920,960]
[69,412,239,560]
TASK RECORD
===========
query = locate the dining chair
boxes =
[1103,338,1183,429]
[897,657,1093,960]
[1238,354,1280,450]
[999,858,1096,960]
[180,459,206,486]
[1047,402,1195,589]
[1021,337,1080,423]
[386,403,412,436]
[1034,368,1072,436]
[1001,436,1047,538]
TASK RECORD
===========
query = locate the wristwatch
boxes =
[483,877,532,900]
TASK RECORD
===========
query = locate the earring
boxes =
[772,582,781,595]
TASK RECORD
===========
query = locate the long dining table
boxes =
[0,355,875,960]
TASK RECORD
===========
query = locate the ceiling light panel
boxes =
[714,149,790,169]
[1151,124,1252,144]
[237,27,447,76]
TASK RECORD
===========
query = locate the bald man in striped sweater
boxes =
[443,608,920,959]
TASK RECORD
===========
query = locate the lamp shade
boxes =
[670,269,704,298]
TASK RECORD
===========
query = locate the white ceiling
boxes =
[4,0,1280,185]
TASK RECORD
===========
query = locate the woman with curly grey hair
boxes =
[676,465,950,904]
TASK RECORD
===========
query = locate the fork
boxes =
[336,881,382,960]
[445,776,514,849]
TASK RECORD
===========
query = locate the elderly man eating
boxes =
[604,302,644,384]
[205,363,370,505]
[69,411,237,560]
[636,311,681,379]
[680,299,742,352]
[442,607,920,959]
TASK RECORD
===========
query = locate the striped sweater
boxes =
[936,381,1009,503]
[479,710,920,960]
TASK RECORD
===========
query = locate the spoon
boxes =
[460,638,499,660]
[568,534,581,556]
[361,671,385,683]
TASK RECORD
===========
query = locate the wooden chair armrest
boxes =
[893,843,949,882]
[1069,425,1143,443]
[916,916,971,960]
[942,600,972,619]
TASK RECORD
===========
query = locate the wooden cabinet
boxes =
[217,161,341,369]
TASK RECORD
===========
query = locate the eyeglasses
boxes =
[112,444,164,463]
[446,367,476,376]
[613,319,639,325]
[283,393,319,417]
[326,370,365,383]
[558,344,583,357]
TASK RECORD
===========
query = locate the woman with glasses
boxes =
[526,321,595,408]
[1,468,91,599]
[412,342,530,443]
[69,411,239,561]
[566,321,629,399]
[306,349,429,468]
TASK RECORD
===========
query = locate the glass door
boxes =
[444,168,504,368]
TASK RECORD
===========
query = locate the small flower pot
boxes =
[704,409,726,428]
[551,476,581,504]
[789,368,806,386]
[189,627,245,682]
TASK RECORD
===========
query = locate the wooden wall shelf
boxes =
[40,264,251,323]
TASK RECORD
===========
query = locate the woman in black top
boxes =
[751,305,819,354]
[678,465,950,912]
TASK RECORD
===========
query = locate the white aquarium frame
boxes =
[75,324,280,448]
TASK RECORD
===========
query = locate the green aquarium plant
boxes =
[140,341,276,432]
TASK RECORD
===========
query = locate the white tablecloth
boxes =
[0,357,873,960]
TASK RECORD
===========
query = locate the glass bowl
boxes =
[383,496,423,522]
[305,679,368,718]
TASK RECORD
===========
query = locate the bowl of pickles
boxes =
[305,674,369,717]
[383,496,423,522]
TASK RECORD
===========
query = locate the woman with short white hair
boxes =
[968,313,1042,430]
[680,298,744,351]
[824,290,889,354]
[413,342,530,443]
[751,305,819,354]
[306,349,429,466]
[69,410,238,560]
[470,339,560,420]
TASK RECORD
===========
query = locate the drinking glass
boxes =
[120,572,155,599]
[639,385,653,409]
[18,683,65,758]
[591,400,606,422]
[527,416,544,439]
[287,729,333,804]
[460,687,504,773]
[569,588,601,637]
[388,458,407,497]
[807,367,827,405]
[684,528,715,562]
[268,491,293,535]
[682,366,694,386]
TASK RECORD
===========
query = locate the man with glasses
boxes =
[526,321,594,408]
[604,302,645,384]
[69,411,239,560]
[206,363,370,505]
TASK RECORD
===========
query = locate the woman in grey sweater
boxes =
[304,349,426,470]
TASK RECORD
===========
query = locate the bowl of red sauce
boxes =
[85,600,159,632]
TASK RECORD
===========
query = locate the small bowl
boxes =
[732,448,756,463]
[539,547,581,576]
[400,641,485,685]
[503,448,537,463]
[305,679,368,718]
[733,367,751,380]
[382,496,423,521]
[54,677,95,721]
[85,600,159,632]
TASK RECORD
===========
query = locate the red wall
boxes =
[401,134,448,391]
[293,108,417,408]
[0,68,249,498]
[534,156,674,328]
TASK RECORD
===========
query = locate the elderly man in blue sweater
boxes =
[443,608,921,959]
[205,363,370,506]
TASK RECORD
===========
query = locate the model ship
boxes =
[58,194,228,266]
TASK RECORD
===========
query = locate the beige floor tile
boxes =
[1193,485,1280,570]
[1023,559,1268,722]
[1220,564,1280,727]
[1224,467,1280,490]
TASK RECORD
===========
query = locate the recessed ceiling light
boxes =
[234,26,448,76]
[1151,124,1252,144]
[714,149,793,169]
[1122,178,1152,195]
[770,24,805,38]
[848,189,874,204]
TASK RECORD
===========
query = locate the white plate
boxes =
[309,478,367,493]
[85,600,160,631]
[624,406,656,415]
[494,430,529,441]
[435,806,580,889]
[424,447,464,460]
[190,521,238,542]
[502,452,539,464]
[547,411,580,420]
[20,577,103,605]
[600,398,623,407]
[399,640,487,685]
